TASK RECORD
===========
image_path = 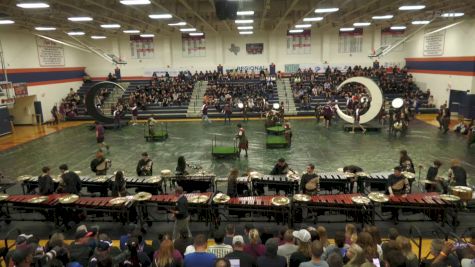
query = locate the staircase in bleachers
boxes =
[187,80,208,117]
[277,79,297,115]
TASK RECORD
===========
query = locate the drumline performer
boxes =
[448,159,467,186]
[235,124,249,157]
[399,150,415,173]
[343,165,364,193]
[58,164,82,194]
[284,123,293,147]
[147,115,157,137]
[175,156,189,176]
[350,104,366,134]
[387,166,410,223]
[38,166,54,195]
[425,160,444,193]
[300,164,319,195]
[90,150,111,176]
[136,152,153,176]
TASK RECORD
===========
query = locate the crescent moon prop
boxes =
[334,77,383,124]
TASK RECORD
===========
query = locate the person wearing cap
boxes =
[184,234,216,267]
[257,239,287,267]
[289,229,312,267]
[69,229,94,267]
[58,164,82,194]
[225,235,257,267]
[299,240,329,267]
[208,230,233,258]
[278,230,298,258]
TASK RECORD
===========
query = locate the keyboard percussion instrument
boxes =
[171,171,215,193]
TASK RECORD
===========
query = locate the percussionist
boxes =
[343,165,364,193]
[175,156,189,176]
[387,166,410,223]
[90,150,110,176]
[448,159,467,186]
[58,164,81,194]
[300,164,319,195]
[136,152,153,176]
[425,160,443,192]
[270,158,289,175]
[38,166,54,195]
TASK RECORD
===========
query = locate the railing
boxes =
[408,224,423,261]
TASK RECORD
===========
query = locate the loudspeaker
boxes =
[215,0,238,20]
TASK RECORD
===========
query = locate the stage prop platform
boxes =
[266,125,285,135]
[266,135,289,148]
[144,123,168,142]
[211,136,239,158]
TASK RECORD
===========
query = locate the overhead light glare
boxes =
[168,22,186,26]
[68,17,93,22]
[189,32,204,36]
[123,30,140,33]
[315,8,339,13]
[372,15,394,20]
[101,24,121,28]
[180,28,196,32]
[237,11,254,15]
[239,31,253,35]
[67,31,85,36]
[16,2,49,8]
[441,12,464,17]
[288,29,304,33]
[303,17,323,22]
[235,19,253,24]
[140,34,154,37]
[91,36,106,39]
[399,5,426,10]
[237,26,253,30]
[120,0,151,5]
[35,26,56,31]
[0,20,14,25]
[340,27,355,32]
[390,26,406,30]
[149,14,172,19]
[412,20,430,25]
[353,22,371,27]
[295,24,311,28]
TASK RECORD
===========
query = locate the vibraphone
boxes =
[251,175,299,195]
[214,177,251,195]
[380,192,459,226]
[67,196,133,223]
[139,192,212,225]
[0,194,61,225]
[123,176,163,195]
[21,176,111,195]
[212,195,291,225]
[171,174,215,193]
[363,172,391,191]
[318,172,349,193]
[293,193,374,226]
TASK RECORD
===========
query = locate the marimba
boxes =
[293,193,374,226]
[0,194,62,225]
[68,196,133,223]
[172,174,215,193]
[213,195,291,225]
[251,175,299,195]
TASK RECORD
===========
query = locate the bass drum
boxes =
[450,186,473,202]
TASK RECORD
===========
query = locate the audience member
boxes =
[243,229,266,259]
[256,239,287,267]
[208,230,233,258]
[225,235,257,267]
[184,234,216,267]
[299,240,329,267]
[278,229,298,258]
[289,229,312,267]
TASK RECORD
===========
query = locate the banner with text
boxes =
[130,35,154,59]
[287,30,311,55]
[182,34,206,57]
[338,28,363,54]
[36,37,65,66]
[423,30,445,56]
[246,43,264,55]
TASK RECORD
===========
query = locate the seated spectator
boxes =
[344,244,367,267]
[184,234,216,267]
[356,232,379,263]
[121,237,152,267]
[256,239,287,267]
[277,229,298,258]
[384,249,406,267]
[429,239,461,267]
[215,258,231,267]
[224,224,235,246]
[289,229,312,267]
[225,235,257,267]
[175,229,193,256]
[396,236,418,267]
[299,240,329,267]
[208,230,233,258]
[244,229,266,259]
[322,231,349,260]
[327,252,344,267]
[153,239,182,267]
[382,228,399,258]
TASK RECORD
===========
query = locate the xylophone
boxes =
[172,174,215,193]
[213,195,291,225]
[122,176,163,195]
[293,193,374,226]
[380,192,459,226]
[252,175,299,195]
[0,194,63,225]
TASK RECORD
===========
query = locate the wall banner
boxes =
[286,30,311,54]
[246,43,263,55]
[423,30,445,56]
[182,34,206,57]
[130,35,155,59]
[36,37,65,66]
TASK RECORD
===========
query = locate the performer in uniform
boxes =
[300,164,319,195]
[175,156,189,176]
[38,166,54,195]
[58,164,82,194]
[90,150,111,176]
[172,186,191,240]
[201,102,211,123]
[95,121,109,152]
[448,159,467,186]
[271,158,289,175]
[343,165,364,193]
[235,124,249,157]
[425,160,443,192]
[284,123,292,147]
[399,150,415,173]
[322,101,333,128]
[110,170,127,197]
[387,166,410,223]
[227,168,239,197]
[147,115,157,137]
[350,104,366,134]
[136,152,153,176]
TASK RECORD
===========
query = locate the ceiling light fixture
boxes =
[353,22,371,26]
[237,26,253,30]
[168,22,186,26]
[35,26,56,31]
[68,17,93,22]
[235,19,253,24]
[16,2,50,9]
[340,27,355,32]
[237,11,254,16]
[149,14,172,19]
[239,31,253,35]
[180,28,196,32]
[0,20,15,25]
[295,24,311,28]
[189,32,204,36]
[303,17,323,22]
[140,34,154,37]
[399,5,425,10]
[67,31,85,36]
[288,29,304,33]
[372,15,394,20]
[315,8,339,13]
[101,24,121,28]
[91,36,107,39]
[123,30,140,33]
[390,26,406,30]
[412,20,430,25]
[441,12,464,17]
[120,0,151,5]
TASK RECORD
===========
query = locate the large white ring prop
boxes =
[334,77,383,124]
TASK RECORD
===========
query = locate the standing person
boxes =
[227,168,239,197]
[300,164,319,195]
[90,150,111,176]
[147,115,157,137]
[59,164,82,194]
[176,156,189,176]
[51,105,59,124]
[441,106,450,133]
[398,150,415,173]
[131,103,138,126]
[257,239,287,267]
[289,229,312,267]
[322,102,333,128]
[95,121,109,152]
[284,123,293,147]
[448,159,468,186]
[111,170,127,197]
[38,166,54,195]
[350,104,366,134]
[387,166,410,223]
[136,152,153,176]
[201,102,211,123]
[242,101,249,121]
[223,102,232,124]
[172,187,191,240]
[113,108,121,129]
[184,234,216,267]
[298,240,329,267]
[314,105,321,124]
[225,235,257,267]
[236,124,249,157]
[425,160,443,192]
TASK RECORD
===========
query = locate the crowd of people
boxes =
[4,222,474,267]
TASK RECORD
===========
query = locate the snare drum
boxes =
[450,186,473,202]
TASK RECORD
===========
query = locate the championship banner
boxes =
[36,37,65,66]
[182,34,206,57]
[130,35,154,59]
[13,83,28,97]
[338,28,363,53]
[381,28,405,52]
[246,43,263,55]
[286,30,311,55]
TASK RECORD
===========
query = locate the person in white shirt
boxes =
[208,230,233,258]
[277,229,298,258]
